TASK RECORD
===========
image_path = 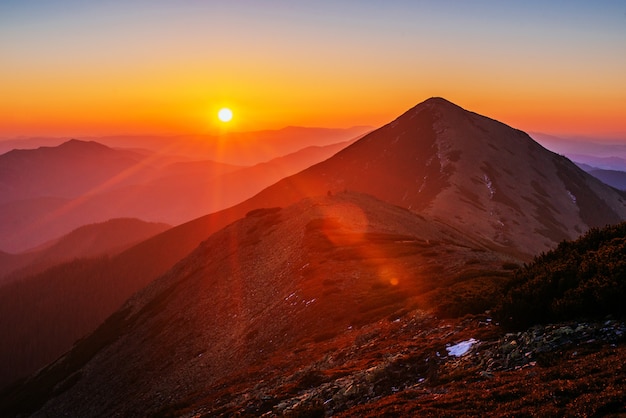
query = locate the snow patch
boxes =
[567,190,577,204]
[418,176,428,193]
[483,174,495,199]
[435,139,452,173]
[446,338,478,357]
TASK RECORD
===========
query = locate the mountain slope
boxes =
[0,218,171,282]
[247,98,626,256]
[5,192,517,417]
[8,193,626,417]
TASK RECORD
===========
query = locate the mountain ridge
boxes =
[6,192,517,416]
[0,218,171,282]
[238,97,625,256]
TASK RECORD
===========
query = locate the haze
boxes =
[1,1,626,139]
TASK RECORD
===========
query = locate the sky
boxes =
[1,0,625,139]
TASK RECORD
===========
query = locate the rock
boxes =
[480,371,494,379]
[501,340,517,354]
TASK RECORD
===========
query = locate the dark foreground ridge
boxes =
[1,207,625,417]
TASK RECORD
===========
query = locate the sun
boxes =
[217,108,233,123]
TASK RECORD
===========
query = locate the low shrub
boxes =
[494,223,626,329]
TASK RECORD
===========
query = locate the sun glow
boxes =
[218,108,233,123]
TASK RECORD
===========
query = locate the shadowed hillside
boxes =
[495,222,626,328]
[0,218,170,282]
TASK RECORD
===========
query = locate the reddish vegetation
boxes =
[143,311,625,417]
[342,339,626,417]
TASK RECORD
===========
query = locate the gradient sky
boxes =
[1,0,625,138]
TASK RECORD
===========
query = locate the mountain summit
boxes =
[251,97,626,256]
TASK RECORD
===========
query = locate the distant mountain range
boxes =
[0,130,362,252]
[0,218,170,282]
[530,132,626,164]
[0,126,372,165]
[529,132,626,190]
[1,98,624,416]
[574,163,626,191]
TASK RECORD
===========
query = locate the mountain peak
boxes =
[414,96,464,111]
[386,97,471,130]
[422,96,456,106]
[57,139,111,151]
[252,97,626,256]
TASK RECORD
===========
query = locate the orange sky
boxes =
[1,1,625,140]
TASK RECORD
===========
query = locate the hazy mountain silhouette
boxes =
[0,136,356,252]
[0,139,233,252]
[1,98,625,415]
[60,138,357,229]
[90,126,372,165]
[0,218,170,282]
[530,132,626,166]
[0,126,371,164]
[570,154,626,171]
[574,163,626,191]
[0,139,146,204]
[0,137,356,386]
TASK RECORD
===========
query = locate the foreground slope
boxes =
[5,195,626,417]
[5,192,517,417]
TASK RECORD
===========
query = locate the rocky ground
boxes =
[165,310,626,417]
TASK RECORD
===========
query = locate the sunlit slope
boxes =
[12,192,516,417]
